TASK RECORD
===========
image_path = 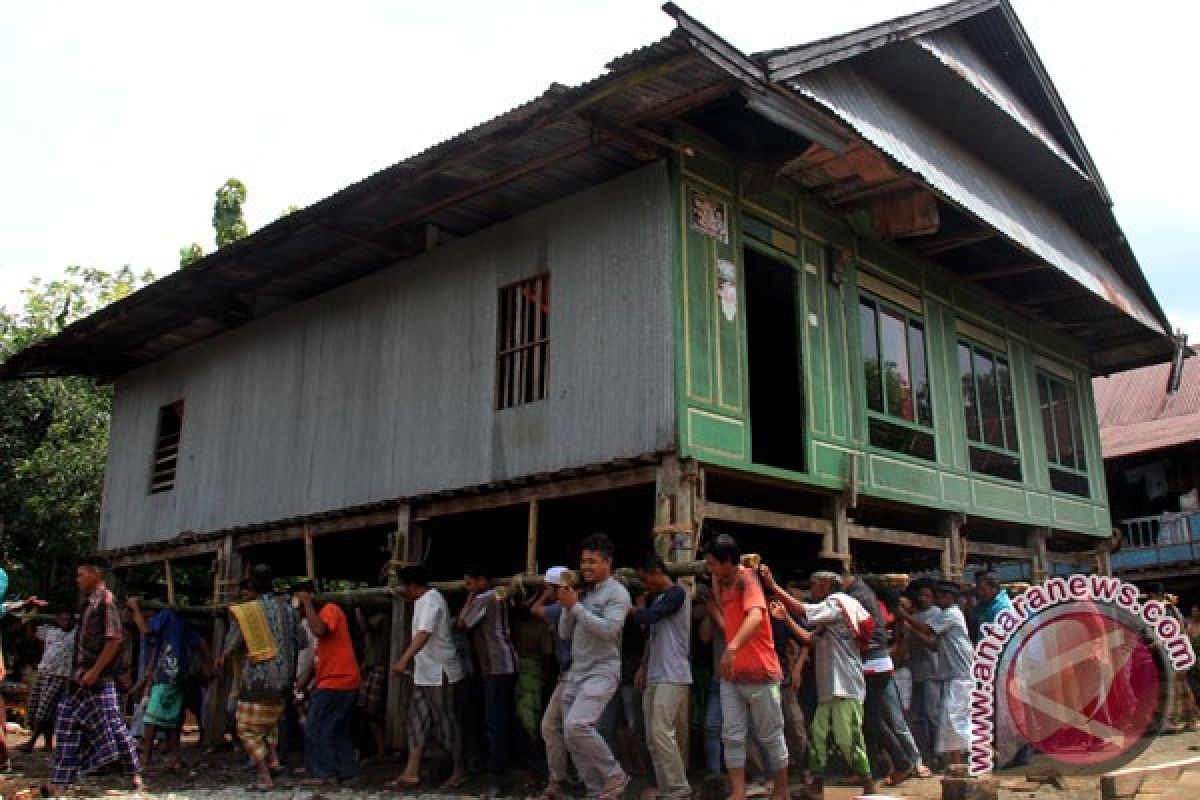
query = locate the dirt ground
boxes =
[3,728,1200,799]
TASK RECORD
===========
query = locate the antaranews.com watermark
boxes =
[969,574,1196,776]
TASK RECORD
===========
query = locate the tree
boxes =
[179,241,205,268]
[279,204,300,219]
[212,178,248,247]
[0,266,153,604]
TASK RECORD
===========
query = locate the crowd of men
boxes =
[11,533,1194,799]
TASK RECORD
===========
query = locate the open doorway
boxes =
[744,246,805,472]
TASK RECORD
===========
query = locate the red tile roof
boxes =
[1093,357,1200,459]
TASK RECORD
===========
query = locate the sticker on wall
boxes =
[717,258,738,321]
[689,189,729,244]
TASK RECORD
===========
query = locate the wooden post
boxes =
[386,505,416,751]
[820,495,852,564]
[304,525,316,581]
[203,535,240,747]
[164,559,176,606]
[526,499,539,575]
[660,455,699,771]
[939,513,966,580]
[1030,527,1050,583]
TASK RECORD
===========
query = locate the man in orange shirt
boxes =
[703,535,788,800]
[295,584,362,785]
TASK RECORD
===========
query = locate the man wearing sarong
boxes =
[219,564,301,791]
[50,556,142,794]
[899,581,973,766]
[390,565,467,789]
[22,610,76,753]
[128,598,209,769]
[763,566,877,799]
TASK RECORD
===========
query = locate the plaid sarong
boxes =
[407,679,462,757]
[52,682,141,786]
[236,699,284,763]
[357,664,387,717]
[28,673,68,732]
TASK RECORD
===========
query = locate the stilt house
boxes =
[0,0,1178,739]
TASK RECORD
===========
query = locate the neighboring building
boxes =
[1095,356,1200,596]
[1,2,1177,598]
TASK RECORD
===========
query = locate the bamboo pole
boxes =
[164,559,176,606]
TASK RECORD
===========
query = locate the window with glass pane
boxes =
[859,294,935,461]
[958,339,1021,481]
[1036,370,1090,497]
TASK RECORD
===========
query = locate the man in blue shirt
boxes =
[969,572,1013,643]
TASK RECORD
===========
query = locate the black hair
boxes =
[249,564,274,594]
[580,532,614,561]
[635,552,667,575]
[976,571,1002,591]
[397,565,431,588]
[878,586,902,613]
[238,578,254,592]
[77,555,111,573]
[935,580,962,597]
[703,534,741,566]
[290,579,316,595]
[464,564,493,581]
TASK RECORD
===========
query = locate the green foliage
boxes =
[0,266,154,605]
[212,177,248,248]
[179,241,205,268]
[279,204,300,219]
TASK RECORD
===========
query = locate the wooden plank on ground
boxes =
[1101,755,1200,798]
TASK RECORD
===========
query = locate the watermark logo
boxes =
[969,575,1195,776]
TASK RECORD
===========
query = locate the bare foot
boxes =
[440,771,468,789]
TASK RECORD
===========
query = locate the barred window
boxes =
[150,400,184,494]
[495,275,549,410]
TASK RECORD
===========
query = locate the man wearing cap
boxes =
[390,565,467,789]
[531,566,577,800]
[898,581,974,766]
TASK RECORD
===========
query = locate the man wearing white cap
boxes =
[531,565,576,800]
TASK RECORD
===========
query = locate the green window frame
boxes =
[958,339,1022,482]
[1036,370,1090,497]
[858,293,935,461]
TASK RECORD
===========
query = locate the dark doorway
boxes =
[744,246,805,472]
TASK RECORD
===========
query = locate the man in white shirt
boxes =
[390,565,467,789]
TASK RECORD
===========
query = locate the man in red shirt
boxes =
[295,585,362,784]
[703,535,788,800]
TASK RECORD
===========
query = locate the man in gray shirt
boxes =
[632,553,692,800]
[899,581,974,766]
[905,580,942,767]
[558,533,632,800]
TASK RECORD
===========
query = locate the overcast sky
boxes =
[1,1,1196,341]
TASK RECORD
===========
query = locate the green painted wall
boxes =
[671,131,1111,538]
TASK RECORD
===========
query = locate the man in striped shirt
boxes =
[459,565,538,794]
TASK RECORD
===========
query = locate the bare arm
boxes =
[392,630,433,673]
[300,596,329,638]
[81,638,123,687]
[127,599,150,636]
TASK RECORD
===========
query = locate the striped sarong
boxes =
[408,679,462,757]
[230,601,278,664]
[51,682,141,786]
[28,673,68,732]
[236,699,285,763]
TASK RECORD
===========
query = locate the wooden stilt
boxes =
[526,499,539,575]
[304,525,316,581]
[203,535,239,747]
[164,559,176,606]
[939,513,966,580]
[820,495,852,564]
[1030,527,1050,582]
[386,505,416,752]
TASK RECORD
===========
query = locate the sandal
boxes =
[384,776,420,789]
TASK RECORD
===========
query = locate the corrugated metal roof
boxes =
[786,64,1166,337]
[1094,358,1200,458]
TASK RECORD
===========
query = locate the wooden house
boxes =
[0,0,1178,730]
